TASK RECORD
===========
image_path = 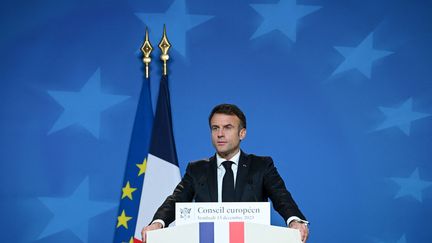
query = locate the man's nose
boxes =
[217,129,224,137]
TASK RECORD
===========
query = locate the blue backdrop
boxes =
[1,0,431,242]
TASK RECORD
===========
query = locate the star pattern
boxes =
[136,158,147,177]
[120,236,134,243]
[38,177,117,242]
[135,0,213,57]
[2,1,431,243]
[117,210,133,229]
[48,69,129,138]
[396,235,407,243]
[332,32,393,78]
[250,0,321,41]
[375,98,431,135]
[121,181,137,200]
[390,168,432,202]
[374,234,407,243]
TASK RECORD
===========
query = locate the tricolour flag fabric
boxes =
[200,222,245,243]
[133,74,181,242]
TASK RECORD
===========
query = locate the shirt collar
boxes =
[216,150,241,168]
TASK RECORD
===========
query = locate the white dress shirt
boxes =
[216,150,241,202]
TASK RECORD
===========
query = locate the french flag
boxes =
[134,75,181,242]
[200,222,246,243]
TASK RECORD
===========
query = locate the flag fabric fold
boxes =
[113,76,153,242]
[133,75,181,241]
[114,74,181,243]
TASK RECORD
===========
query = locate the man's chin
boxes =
[215,145,227,152]
[216,150,227,155]
[216,149,239,160]
[216,150,228,157]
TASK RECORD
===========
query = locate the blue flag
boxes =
[114,75,153,243]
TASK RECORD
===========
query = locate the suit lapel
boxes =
[207,155,218,202]
[235,151,250,201]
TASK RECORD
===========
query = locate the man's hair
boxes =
[208,104,246,129]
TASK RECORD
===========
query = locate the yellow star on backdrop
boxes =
[121,181,137,200]
[136,158,147,176]
[117,210,132,229]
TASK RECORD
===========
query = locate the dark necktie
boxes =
[222,161,235,202]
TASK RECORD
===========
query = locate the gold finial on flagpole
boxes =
[158,25,171,76]
[141,27,153,79]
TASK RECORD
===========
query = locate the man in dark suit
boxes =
[142,104,309,242]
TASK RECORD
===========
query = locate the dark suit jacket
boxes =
[152,151,306,226]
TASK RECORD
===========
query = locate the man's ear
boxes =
[239,128,246,140]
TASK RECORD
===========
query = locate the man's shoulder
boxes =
[189,157,211,165]
[242,153,273,166]
[187,157,214,169]
[243,153,279,174]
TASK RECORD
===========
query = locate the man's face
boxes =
[210,113,246,160]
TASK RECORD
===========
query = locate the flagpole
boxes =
[133,25,181,240]
[114,27,156,243]
[158,25,171,76]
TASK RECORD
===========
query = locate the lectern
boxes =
[147,221,301,243]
